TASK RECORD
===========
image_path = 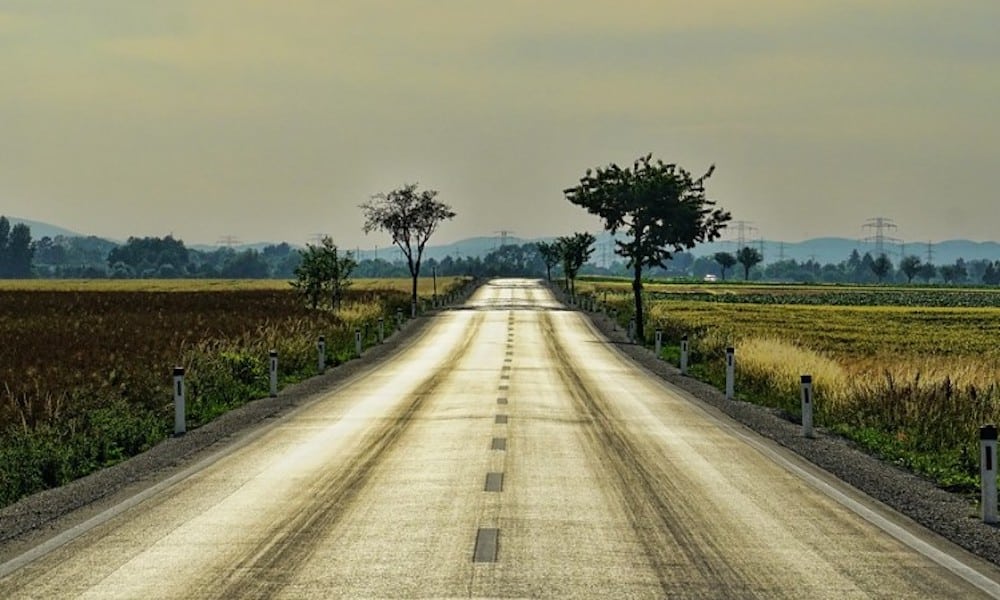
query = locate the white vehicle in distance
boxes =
[703,274,718,282]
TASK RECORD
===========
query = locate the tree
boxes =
[940,261,967,284]
[870,253,893,283]
[292,237,357,310]
[564,154,730,340]
[536,241,561,282]
[221,249,271,278]
[899,255,921,284]
[6,223,34,278]
[107,235,189,277]
[918,262,937,283]
[361,183,456,315]
[713,252,737,281]
[736,246,763,281]
[556,232,596,297]
[984,261,1000,286]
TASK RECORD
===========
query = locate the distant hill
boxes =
[8,216,1000,267]
[4,216,84,240]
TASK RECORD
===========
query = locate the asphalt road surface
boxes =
[2,278,1000,598]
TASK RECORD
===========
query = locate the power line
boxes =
[862,217,900,256]
[217,235,241,248]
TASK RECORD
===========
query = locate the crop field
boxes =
[0,277,468,507]
[580,279,1000,492]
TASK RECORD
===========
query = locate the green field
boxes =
[580,279,1000,493]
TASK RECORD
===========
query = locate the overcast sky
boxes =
[1,1,997,249]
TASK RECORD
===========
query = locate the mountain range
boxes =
[7,216,1000,267]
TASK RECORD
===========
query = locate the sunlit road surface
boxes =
[3,279,1000,598]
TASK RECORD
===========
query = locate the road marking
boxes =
[498,385,509,391]
[473,528,499,563]
[491,438,507,451]
[497,397,508,405]
[484,472,504,492]
[495,415,508,424]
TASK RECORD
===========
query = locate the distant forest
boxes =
[4,215,1000,285]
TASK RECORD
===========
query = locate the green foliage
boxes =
[564,154,730,339]
[361,183,456,309]
[713,252,736,280]
[292,237,357,310]
[735,246,763,281]
[0,216,35,278]
[536,241,561,282]
[555,232,596,296]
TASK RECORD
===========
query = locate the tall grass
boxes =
[590,287,1000,492]
[0,278,472,508]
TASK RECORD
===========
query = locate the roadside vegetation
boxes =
[579,279,1000,494]
[0,278,469,508]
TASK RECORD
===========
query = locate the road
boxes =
[2,278,999,598]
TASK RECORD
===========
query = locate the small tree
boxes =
[736,246,763,281]
[564,154,730,340]
[713,252,736,281]
[292,237,356,310]
[870,253,893,283]
[556,232,596,297]
[536,241,561,282]
[361,183,456,315]
[899,255,921,284]
[918,262,937,283]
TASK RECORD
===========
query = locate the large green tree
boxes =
[736,246,763,281]
[556,232,596,297]
[899,255,921,284]
[564,154,730,339]
[713,251,736,281]
[870,253,893,283]
[361,183,456,315]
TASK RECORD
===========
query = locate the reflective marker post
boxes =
[318,336,326,373]
[655,329,663,357]
[378,318,385,344]
[725,347,735,400]
[680,335,689,375]
[628,318,636,343]
[396,307,403,330]
[355,328,362,358]
[801,374,814,438]
[173,367,185,436]
[982,425,998,524]
[269,350,278,397]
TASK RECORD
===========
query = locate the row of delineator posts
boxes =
[574,292,1000,525]
[170,284,474,437]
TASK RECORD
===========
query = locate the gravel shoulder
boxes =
[3,283,999,572]
[574,299,1000,568]
[0,304,442,563]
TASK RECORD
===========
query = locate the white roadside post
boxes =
[611,309,617,331]
[655,328,663,357]
[317,336,326,373]
[982,425,998,524]
[628,318,636,343]
[396,307,403,330]
[725,346,735,400]
[378,318,385,344]
[801,374,814,438]
[173,366,185,436]
[355,328,362,358]
[680,335,689,375]
[411,299,417,318]
[269,350,278,397]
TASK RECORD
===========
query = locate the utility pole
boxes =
[730,220,757,249]
[494,230,515,249]
[926,241,934,264]
[862,217,900,256]
[777,242,786,262]
[217,235,241,248]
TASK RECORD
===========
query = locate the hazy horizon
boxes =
[2,2,997,249]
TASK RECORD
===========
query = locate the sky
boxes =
[1,1,998,249]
